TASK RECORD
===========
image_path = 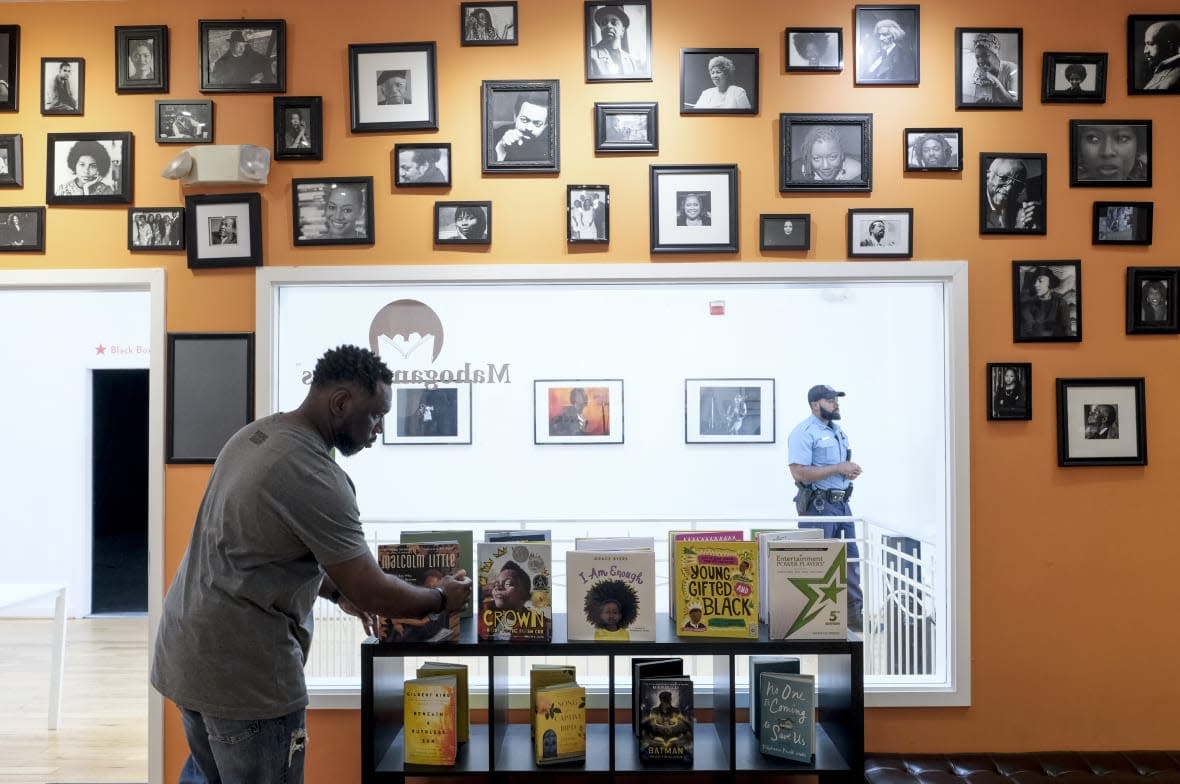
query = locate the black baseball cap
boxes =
[807,384,845,403]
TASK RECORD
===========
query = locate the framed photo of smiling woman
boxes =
[780,113,873,193]
[45,131,132,205]
[292,177,374,246]
[1069,120,1151,187]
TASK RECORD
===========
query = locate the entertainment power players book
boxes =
[766,539,848,639]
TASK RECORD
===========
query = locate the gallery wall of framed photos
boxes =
[2,0,1180,777]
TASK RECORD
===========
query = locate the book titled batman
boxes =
[565,547,656,641]
[375,542,460,643]
[757,672,816,763]
[637,676,694,764]
[476,541,552,641]
[403,674,458,766]
[533,681,587,765]
[672,539,759,638]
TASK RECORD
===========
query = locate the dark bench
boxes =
[864,752,1180,783]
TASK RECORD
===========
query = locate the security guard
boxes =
[787,384,864,631]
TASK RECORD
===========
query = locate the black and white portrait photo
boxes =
[292,177,374,246]
[115,26,168,93]
[0,26,17,111]
[184,192,261,269]
[956,28,1022,108]
[585,2,651,81]
[1070,120,1150,186]
[568,185,608,243]
[1129,15,1180,94]
[760,214,810,251]
[855,5,919,84]
[1042,52,1106,102]
[460,3,518,46]
[0,207,43,251]
[0,133,21,187]
[199,20,285,92]
[1126,268,1179,334]
[649,164,737,253]
[848,209,913,258]
[680,49,758,113]
[396,144,450,187]
[781,115,872,192]
[128,208,184,250]
[42,57,83,115]
[273,97,322,160]
[482,80,559,172]
[1094,202,1152,245]
[435,201,491,244]
[1083,404,1119,439]
[1012,261,1080,343]
[980,153,1045,235]
[209,215,238,246]
[1139,279,1169,324]
[46,132,132,205]
[904,128,962,171]
[786,28,842,72]
[987,363,1031,421]
[349,43,438,132]
[1056,378,1146,467]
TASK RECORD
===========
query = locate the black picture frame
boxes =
[184,192,262,269]
[567,184,609,243]
[986,363,1032,421]
[680,48,758,114]
[847,208,913,259]
[199,19,285,93]
[1069,120,1151,187]
[779,113,873,192]
[1055,377,1147,467]
[903,127,962,172]
[155,100,213,144]
[0,26,20,112]
[166,332,255,464]
[395,143,452,187]
[1128,15,1180,94]
[292,177,375,246]
[854,5,919,85]
[1126,267,1179,334]
[45,131,133,205]
[585,2,652,81]
[460,3,519,46]
[955,27,1022,108]
[273,96,323,161]
[127,207,184,251]
[649,163,738,254]
[1042,52,1107,103]
[1012,260,1081,343]
[115,25,168,94]
[0,133,22,187]
[482,79,560,173]
[594,101,658,152]
[786,28,843,72]
[759,213,810,252]
[349,42,439,133]
[41,57,84,116]
[1093,202,1152,245]
[980,153,1046,235]
[435,201,491,245]
[0,206,44,251]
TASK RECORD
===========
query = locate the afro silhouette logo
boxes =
[368,299,444,362]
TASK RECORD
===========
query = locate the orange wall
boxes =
[4,0,1179,780]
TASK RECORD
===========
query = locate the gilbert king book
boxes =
[757,672,816,763]
[476,541,552,641]
[403,674,458,766]
[534,681,587,766]
[416,661,469,743]
[672,539,759,638]
[637,676,694,763]
[766,539,848,640]
[375,542,461,643]
[401,529,474,618]
[565,548,656,641]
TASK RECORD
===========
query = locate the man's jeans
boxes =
[179,706,307,784]
[799,499,863,615]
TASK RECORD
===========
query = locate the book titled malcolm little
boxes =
[534,681,587,765]
[638,676,694,763]
[758,672,816,763]
[375,542,460,643]
[672,539,759,638]
[476,541,552,641]
[403,674,458,766]
[565,548,656,641]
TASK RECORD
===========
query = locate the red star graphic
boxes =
[95,344,106,355]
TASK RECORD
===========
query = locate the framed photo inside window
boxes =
[594,101,658,152]
[184,192,262,269]
[383,384,473,445]
[1126,267,1179,334]
[854,5,919,85]
[41,57,83,115]
[115,25,168,93]
[685,378,775,444]
[847,208,913,259]
[1094,201,1152,245]
[273,96,322,161]
[0,206,44,251]
[395,143,451,187]
[460,3,518,46]
[1042,52,1107,103]
[0,133,22,187]
[980,153,1045,235]
[1069,120,1150,187]
[680,48,758,114]
[1056,377,1146,467]
[780,113,872,192]
[45,131,132,205]
[759,213,810,251]
[956,27,1022,108]
[349,42,438,133]
[435,201,491,245]
[585,2,651,81]
[786,28,842,72]
[649,164,738,254]
[903,127,962,172]
[0,26,19,112]
[292,177,374,246]
[199,19,285,93]
[567,184,609,243]
[167,332,255,464]
[534,379,624,445]
[1012,260,1080,343]
[482,79,559,172]
[986,363,1031,421]
[1128,15,1180,94]
[127,207,184,251]
[155,100,213,144]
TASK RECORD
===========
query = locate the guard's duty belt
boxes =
[819,486,852,502]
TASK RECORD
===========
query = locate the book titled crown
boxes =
[476,541,552,642]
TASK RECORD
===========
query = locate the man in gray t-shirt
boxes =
[152,345,472,784]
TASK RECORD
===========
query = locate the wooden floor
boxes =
[0,616,148,784]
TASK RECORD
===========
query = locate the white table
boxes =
[0,583,67,729]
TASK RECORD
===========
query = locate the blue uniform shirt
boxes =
[787,414,851,491]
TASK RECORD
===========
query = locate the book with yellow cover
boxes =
[403,675,457,766]
[672,539,759,638]
[665,530,744,622]
[416,661,469,743]
[529,663,576,739]
[533,681,586,765]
